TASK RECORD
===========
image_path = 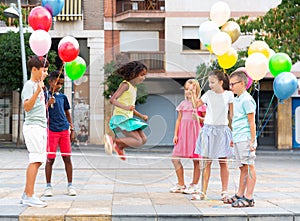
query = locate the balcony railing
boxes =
[116,0,165,14]
[128,51,165,72]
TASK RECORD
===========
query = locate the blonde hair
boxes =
[184,79,201,99]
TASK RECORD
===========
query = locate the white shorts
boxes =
[23,124,47,163]
[233,140,256,167]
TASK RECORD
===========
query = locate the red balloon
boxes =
[28,6,52,32]
[58,42,80,62]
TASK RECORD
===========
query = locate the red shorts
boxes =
[47,129,71,159]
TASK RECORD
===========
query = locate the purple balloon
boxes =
[42,0,64,17]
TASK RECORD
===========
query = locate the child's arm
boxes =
[195,98,204,108]
[65,109,75,142]
[247,112,256,151]
[24,81,44,112]
[110,82,134,111]
[228,103,233,120]
[133,109,148,121]
[173,112,182,144]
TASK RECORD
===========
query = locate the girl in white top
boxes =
[192,70,234,201]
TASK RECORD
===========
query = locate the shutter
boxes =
[56,0,82,21]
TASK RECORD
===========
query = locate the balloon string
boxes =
[256,101,278,139]
[257,93,275,130]
[51,63,65,94]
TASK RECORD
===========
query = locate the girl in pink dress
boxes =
[170,79,206,194]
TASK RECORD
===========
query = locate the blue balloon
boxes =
[42,0,64,17]
[273,72,298,101]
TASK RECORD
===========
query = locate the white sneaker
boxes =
[104,134,113,155]
[20,192,25,204]
[44,187,53,197]
[22,195,47,208]
[169,184,186,193]
[67,185,77,196]
[183,184,200,194]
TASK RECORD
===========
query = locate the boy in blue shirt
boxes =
[44,71,76,197]
[226,70,257,207]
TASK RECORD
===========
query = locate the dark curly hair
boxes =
[115,61,147,81]
[49,70,64,80]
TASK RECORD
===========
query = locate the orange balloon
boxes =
[248,41,270,58]
[217,47,238,69]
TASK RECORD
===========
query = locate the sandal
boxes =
[232,197,255,207]
[223,194,243,204]
[191,192,206,201]
[221,191,229,202]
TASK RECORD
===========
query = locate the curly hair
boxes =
[49,70,64,80]
[115,61,147,81]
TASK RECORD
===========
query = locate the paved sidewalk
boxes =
[0,146,300,221]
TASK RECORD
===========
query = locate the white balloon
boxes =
[199,20,220,46]
[211,32,232,56]
[245,52,269,80]
[29,30,52,56]
[210,1,231,27]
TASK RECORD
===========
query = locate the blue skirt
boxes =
[195,124,233,159]
[109,115,148,132]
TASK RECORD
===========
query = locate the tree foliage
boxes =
[236,0,299,63]
[0,31,57,92]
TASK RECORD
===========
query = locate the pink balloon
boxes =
[29,30,52,56]
[235,67,253,89]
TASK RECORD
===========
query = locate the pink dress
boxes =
[172,100,206,158]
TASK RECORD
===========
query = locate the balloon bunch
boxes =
[57,36,86,80]
[199,1,241,69]
[28,0,86,81]
[245,40,295,102]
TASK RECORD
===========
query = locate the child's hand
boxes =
[173,135,178,144]
[142,115,148,121]
[230,141,233,147]
[127,105,135,111]
[70,130,75,142]
[37,81,44,92]
[48,97,55,106]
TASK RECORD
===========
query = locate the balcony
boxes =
[124,51,165,72]
[115,0,165,23]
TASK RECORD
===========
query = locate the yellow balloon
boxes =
[248,40,270,58]
[217,47,238,69]
[221,21,241,43]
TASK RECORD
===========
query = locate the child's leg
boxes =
[25,162,42,197]
[62,156,73,184]
[115,129,146,149]
[172,159,184,186]
[192,159,200,185]
[201,160,212,195]
[45,158,55,184]
[219,157,229,192]
[244,164,256,199]
[237,165,248,197]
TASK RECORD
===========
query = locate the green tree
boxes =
[236,0,299,63]
[0,31,56,145]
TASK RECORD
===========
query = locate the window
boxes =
[182,26,208,51]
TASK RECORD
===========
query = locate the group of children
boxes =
[20,56,256,208]
[21,55,76,208]
[105,61,257,208]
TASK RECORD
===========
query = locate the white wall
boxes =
[165,0,282,74]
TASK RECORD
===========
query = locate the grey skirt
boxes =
[195,124,233,159]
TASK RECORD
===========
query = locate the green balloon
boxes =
[65,56,86,80]
[269,52,292,77]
